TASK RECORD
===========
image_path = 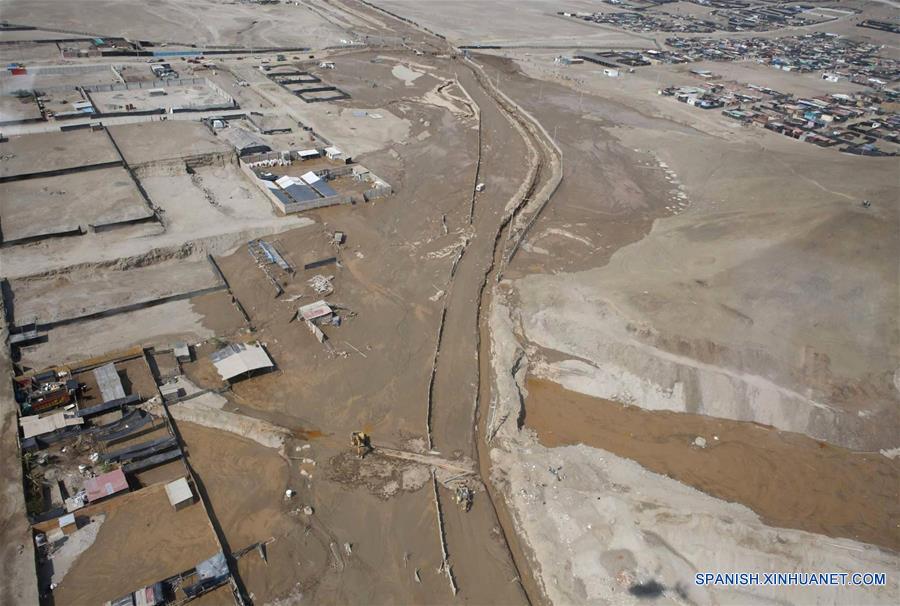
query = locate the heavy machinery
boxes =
[455,485,473,512]
[350,432,371,459]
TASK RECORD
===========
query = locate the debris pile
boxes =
[308,274,334,295]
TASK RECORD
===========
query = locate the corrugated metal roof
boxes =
[210,342,273,381]
[300,170,320,184]
[84,468,129,502]
[20,411,83,439]
[196,552,229,580]
[218,127,270,154]
[298,300,332,321]
[271,189,293,206]
[94,363,126,402]
[285,183,319,202]
[309,179,338,197]
[174,342,190,359]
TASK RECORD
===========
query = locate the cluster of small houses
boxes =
[663,33,899,88]
[662,80,899,156]
[559,33,898,91]
[858,19,900,35]
[560,7,719,34]
[707,3,842,32]
[560,1,837,34]
[14,340,280,604]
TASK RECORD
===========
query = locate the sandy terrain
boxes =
[0,64,121,95]
[372,0,651,47]
[0,129,119,178]
[470,23,900,606]
[9,258,220,324]
[0,0,348,49]
[52,483,221,606]
[463,53,900,449]
[0,95,42,123]
[17,299,215,370]
[0,42,62,64]
[0,164,313,279]
[90,82,233,114]
[501,79,899,449]
[0,29,88,43]
[0,167,152,243]
[215,59,413,157]
[2,2,897,605]
[109,120,230,167]
[490,296,900,606]
[178,422,289,549]
[526,378,900,551]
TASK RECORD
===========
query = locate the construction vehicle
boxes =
[455,485,473,512]
[350,432,372,459]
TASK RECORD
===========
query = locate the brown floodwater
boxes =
[524,378,900,552]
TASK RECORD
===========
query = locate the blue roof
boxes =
[284,183,319,202]
[271,189,293,205]
[309,180,338,197]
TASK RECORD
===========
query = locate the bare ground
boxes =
[525,378,900,552]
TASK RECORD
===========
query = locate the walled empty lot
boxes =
[15,296,240,370]
[0,65,122,95]
[108,120,231,167]
[89,82,233,114]
[0,155,313,279]
[9,258,221,325]
[0,167,153,243]
[0,129,120,178]
[0,95,42,123]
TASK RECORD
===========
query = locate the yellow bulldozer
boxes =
[350,431,372,459]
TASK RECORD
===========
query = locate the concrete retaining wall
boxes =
[279,194,351,214]
[83,76,221,95]
[131,150,233,177]
[364,184,392,201]
[0,160,122,184]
